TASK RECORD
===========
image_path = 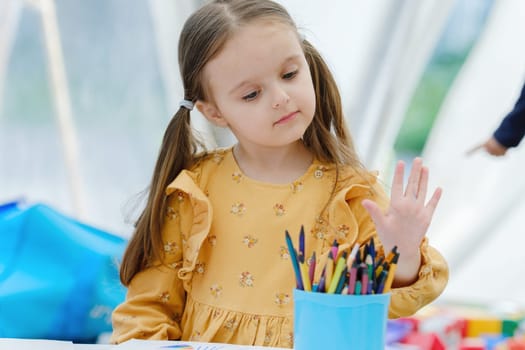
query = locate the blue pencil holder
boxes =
[293,289,391,350]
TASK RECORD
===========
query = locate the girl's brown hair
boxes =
[120,0,365,285]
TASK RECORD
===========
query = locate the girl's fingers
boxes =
[361,199,384,228]
[405,158,422,198]
[417,166,429,204]
[391,161,405,199]
[425,187,442,215]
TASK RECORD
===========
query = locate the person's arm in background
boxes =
[479,82,525,156]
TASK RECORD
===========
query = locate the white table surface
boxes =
[1,338,407,349]
[0,339,287,350]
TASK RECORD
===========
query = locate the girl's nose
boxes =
[272,89,290,109]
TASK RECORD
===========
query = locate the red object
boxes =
[455,318,468,338]
[507,338,525,350]
[401,332,446,350]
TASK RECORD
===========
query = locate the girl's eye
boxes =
[242,90,259,101]
[282,70,298,80]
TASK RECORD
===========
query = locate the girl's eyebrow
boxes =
[281,54,302,64]
[228,54,303,95]
[229,80,252,95]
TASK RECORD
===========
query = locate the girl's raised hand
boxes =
[361,158,442,284]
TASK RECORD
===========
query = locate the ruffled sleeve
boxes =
[166,170,213,291]
[328,171,388,245]
[387,238,449,318]
[111,170,213,343]
[327,171,449,318]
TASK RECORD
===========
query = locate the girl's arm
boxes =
[348,159,448,317]
[110,194,188,344]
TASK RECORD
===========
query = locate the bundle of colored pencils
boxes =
[285,226,399,295]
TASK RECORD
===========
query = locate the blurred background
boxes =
[1,0,525,318]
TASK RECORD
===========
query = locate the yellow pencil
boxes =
[376,245,397,279]
[327,252,347,293]
[299,260,312,291]
[382,252,399,293]
[385,246,398,264]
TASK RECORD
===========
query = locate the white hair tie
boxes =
[179,100,194,111]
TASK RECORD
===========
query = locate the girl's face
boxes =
[196,21,316,150]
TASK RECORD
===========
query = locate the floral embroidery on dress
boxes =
[175,190,186,202]
[242,235,258,248]
[336,224,350,239]
[207,234,217,246]
[210,284,223,298]
[159,292,170,303]
[283,332,294,347]
[224,317,239,331]
[212,309,223,318]
[273,203,285,216]
[168,262,180,269]
[166,206,178,220]
[239,271,255,287]
[263,332,273,346]
[279,246,289,259]
[311,216,329,240]
[231,172,242,183]
[230,202,246,216]
[291,180,303,193]
[163,241,179,254]
[311,227,326,240]
[190,330,202,341]
[274,292,291,306]
[195,261,205,274]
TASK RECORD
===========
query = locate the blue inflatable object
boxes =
[0,201,127,342]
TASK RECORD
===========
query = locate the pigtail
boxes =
[302,39,362,169]
[120,106,204,286]
[302,39,371,218]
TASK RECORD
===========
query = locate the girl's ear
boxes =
[196,100,229,127]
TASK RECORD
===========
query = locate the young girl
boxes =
[111,0,448,347]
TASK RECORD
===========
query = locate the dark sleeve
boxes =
[493,82,525,148]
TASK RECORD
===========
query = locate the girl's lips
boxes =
[275,111,298,125]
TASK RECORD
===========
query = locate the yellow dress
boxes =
[111,148,448,348]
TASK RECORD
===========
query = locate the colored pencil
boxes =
[285,230,303,290]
